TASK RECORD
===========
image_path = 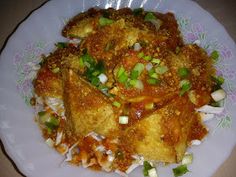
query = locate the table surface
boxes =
[0,0,235,177]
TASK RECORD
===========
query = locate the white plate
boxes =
[0,0,235,177]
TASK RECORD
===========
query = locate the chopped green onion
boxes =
[210,50,219,61]
[178,67,190,78]
[145,103,154,110]
[52,67,60,73]
[117,66,125,78]
[92,70,100,76]
[181,153,193,165]
[56,42,68,48]
[119,116,129,124]
[179,80,191,96]
[149,72,158,79]
[44,115,60,131]
[38,111,46,117]
[131,63,144,79]
[144,12,157,21]
[99,17,114,26]
[138,52,145,58]
[113,101,121,108]
[143,161,153,176]
[172,165,189,177]
[129,79,138,86]
[213,76,224,85]
[133,63,145,74]
[133,8,143,16]
[151,58,161,64]
[130,70,139,79]
[118,72,128,83]
[38,111,49,123]
[143,55,152,61]
[148,68,156,76]
[147,78,160,85]
[129,79,144,89]
[116,66,128,83]
[79,57,84,67]
[91,77,100,86]
[155,66,168,74]
[210,100,225,107]
[211,75,225,91]
[81,53,95,67]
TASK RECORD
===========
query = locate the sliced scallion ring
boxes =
[181,153,193,165]
[144,12,157,21]
[119,116,129,124]
[112,101,121,108]
[178,67,190,78]
[155,65,168,74]
[99,17,114,26]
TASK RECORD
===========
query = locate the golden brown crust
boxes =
[63,69,118,137]
[33,7,215,170]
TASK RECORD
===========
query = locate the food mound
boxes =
[31,8,224,176]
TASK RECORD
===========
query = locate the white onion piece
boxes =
[119,116,129,124]
[181,153,193,165]
[125,163,140,174]
[211,89,226,102]
[199,112,215,122]
[96,145,106,152]
[86,132,104,141]
[145,63,153,71]
[45,138,54,147]
[106,150,113,155]
[115,170,128,177]
[134,43,142,51]
[107,154,115,162]
[98,73,108,84]
[195,105,224,114]
[132,154,144,165]
[55,131,63,145]
[64,142,79,162]
[69,38,81,45]
[193,40,201,45]
[149,19,162,30]
[148,168,158,177]
[135,80,144,90]
[45,97,65,116]
[190,139,201,146]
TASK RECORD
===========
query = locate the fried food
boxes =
[32,7,219,175]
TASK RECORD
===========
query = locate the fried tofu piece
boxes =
[63,69,118,137]
[124,97,206,163]
[125,112,176,162]
[62,8,102,38]
[34,67,63,99]
[167,44,215,106]
[63,17,98,38]
[80,19,139,61]
[34,46,80,99]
